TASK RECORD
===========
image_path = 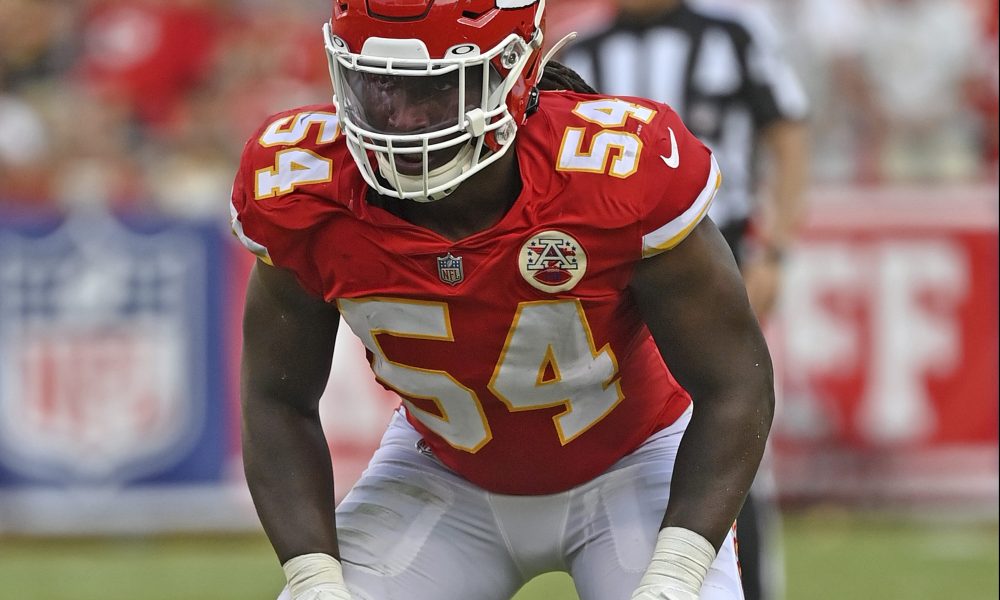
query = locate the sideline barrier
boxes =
[770,186,998,513]
[0,184,995,534]
[0,211,248,533]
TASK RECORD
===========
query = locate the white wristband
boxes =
[632,527,717,599]
[282,553,350,599]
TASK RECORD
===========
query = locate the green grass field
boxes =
[2,513,996,600]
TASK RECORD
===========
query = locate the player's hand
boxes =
[630,584,698,600]
[742,250,783,320]
[283,553,353,600]
[629,528,716,600]
[288,583,353,600]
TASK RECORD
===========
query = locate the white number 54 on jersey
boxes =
[253,112,340,200]
[557,98,656,178]
[338,297,623,453]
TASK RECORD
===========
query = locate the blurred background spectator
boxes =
[0,0,332,216]
[779,0,998,183]
[2,0,996,213]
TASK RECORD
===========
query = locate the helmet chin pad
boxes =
[374,141,479,202]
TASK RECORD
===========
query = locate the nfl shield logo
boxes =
[0,214,206,482]
[436,252,464,286]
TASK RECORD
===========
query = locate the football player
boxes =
[232,1,774,599]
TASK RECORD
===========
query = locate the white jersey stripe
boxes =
[230,201,273,265]
[641,154,721,258]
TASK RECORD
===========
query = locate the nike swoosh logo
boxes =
[660,127,680,169]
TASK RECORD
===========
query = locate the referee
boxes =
[563,2,810,599]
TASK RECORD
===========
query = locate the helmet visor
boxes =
[339,64,499,137]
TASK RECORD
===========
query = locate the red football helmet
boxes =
[324,0,546,201]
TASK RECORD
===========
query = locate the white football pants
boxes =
[277,408,743,600]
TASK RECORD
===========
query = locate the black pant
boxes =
[736,492,766,600]
[718,218,750,267]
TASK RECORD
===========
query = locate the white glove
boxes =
[282,553,353,600]
[630,527,717,600]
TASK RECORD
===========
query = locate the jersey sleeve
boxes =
[229,108,339,297]
[636,104,722,258]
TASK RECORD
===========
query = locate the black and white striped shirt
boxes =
[562,1,808,229]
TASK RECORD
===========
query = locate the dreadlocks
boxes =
[537,60,597,94]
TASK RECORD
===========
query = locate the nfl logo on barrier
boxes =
[436,252,464,286]
[0,214,206,482]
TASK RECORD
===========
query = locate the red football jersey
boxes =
[231,91,721,495]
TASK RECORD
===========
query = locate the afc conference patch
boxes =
[518,230,587,293]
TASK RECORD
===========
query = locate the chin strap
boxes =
[525,87,541,117]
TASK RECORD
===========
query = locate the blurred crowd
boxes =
[0,0,997,218]
[0,0,329,217]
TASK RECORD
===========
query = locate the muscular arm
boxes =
[630,218,775,550]
[241,259,342,563]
